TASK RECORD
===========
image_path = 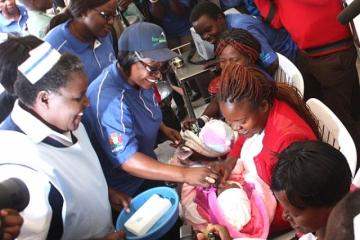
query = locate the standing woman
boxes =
[214,64,320,233]
[45,0,118,82]
[85,22,218,197]
[0,43,128,240]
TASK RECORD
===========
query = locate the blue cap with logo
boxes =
[118,22,178,62]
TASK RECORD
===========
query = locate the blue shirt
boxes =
[84,63,162,196]
[150,0,193,38]
[0,5,28,34]
[45,20,116,82]
[226,14,297,65]
[221,0,260,16]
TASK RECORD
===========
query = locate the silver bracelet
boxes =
[199,115,210,123]
[149,0,160,3]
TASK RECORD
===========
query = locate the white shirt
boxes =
[299,233,317,240]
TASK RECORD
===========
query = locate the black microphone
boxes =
[338,0,360,24]
[0,178,30,212]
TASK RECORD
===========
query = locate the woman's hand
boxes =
[108,187,131,212]
[183,166,219,187]
[182,117,196,130]
[210,156,237,184]
[103,230,126,240]
[161,125,182,146]
[0,209,23,240]
[197,224,232,240]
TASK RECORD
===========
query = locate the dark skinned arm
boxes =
[266,58,279,76]
[169,0,188,16]
[149,0,165,19]
[121,152,218,187]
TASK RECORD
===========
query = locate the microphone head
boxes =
[0,178,30,212]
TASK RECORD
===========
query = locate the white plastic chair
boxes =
[307,98,357,177]
[274,53,304,98]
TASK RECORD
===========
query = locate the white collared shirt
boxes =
[11,100,73,146]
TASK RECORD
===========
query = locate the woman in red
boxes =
[214,64,320,233]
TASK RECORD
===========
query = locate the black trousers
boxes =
[296,46,360,169]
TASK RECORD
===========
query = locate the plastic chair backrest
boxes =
[274,53,304,98]
[306,98,357,177]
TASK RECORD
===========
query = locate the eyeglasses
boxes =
[97,9,121,21]
[138,60,170,76]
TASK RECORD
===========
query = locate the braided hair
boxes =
[218,64,320,138]
[215,29,261,64]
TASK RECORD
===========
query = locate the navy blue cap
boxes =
[118,22,178,62]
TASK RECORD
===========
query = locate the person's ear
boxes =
[36,90,51,109]
[259,100,270,113]
[217,14,225,25]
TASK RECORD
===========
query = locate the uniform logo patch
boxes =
[109,132,124,152]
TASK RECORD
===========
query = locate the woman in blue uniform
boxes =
[0,43,128,240]
[85,22,218,196]
[45,0,118,82]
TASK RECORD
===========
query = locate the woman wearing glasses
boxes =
[84,22,218,198]
[44,0,118,82]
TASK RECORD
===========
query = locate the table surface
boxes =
[172,51,210,82]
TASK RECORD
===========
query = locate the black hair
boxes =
[189,1,224,23]
[326,189,360,240]
[0,36,43,94]
[117,50,139,75]
[271,140,352,209]
[47,0,111,31]
[15,53,84,107]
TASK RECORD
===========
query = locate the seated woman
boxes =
[172,119,275,239]
[84,22,218,198]
[214,64,320,233]
[0,43,128,239]
[197,141,352,240]
[272,141,352,240]
[183,28,264,129]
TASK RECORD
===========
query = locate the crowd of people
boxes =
[0,0,360,239]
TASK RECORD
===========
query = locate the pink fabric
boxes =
[180,172,275,238]
[207,182,269,239]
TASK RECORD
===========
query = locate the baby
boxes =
[171,120,275,239]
